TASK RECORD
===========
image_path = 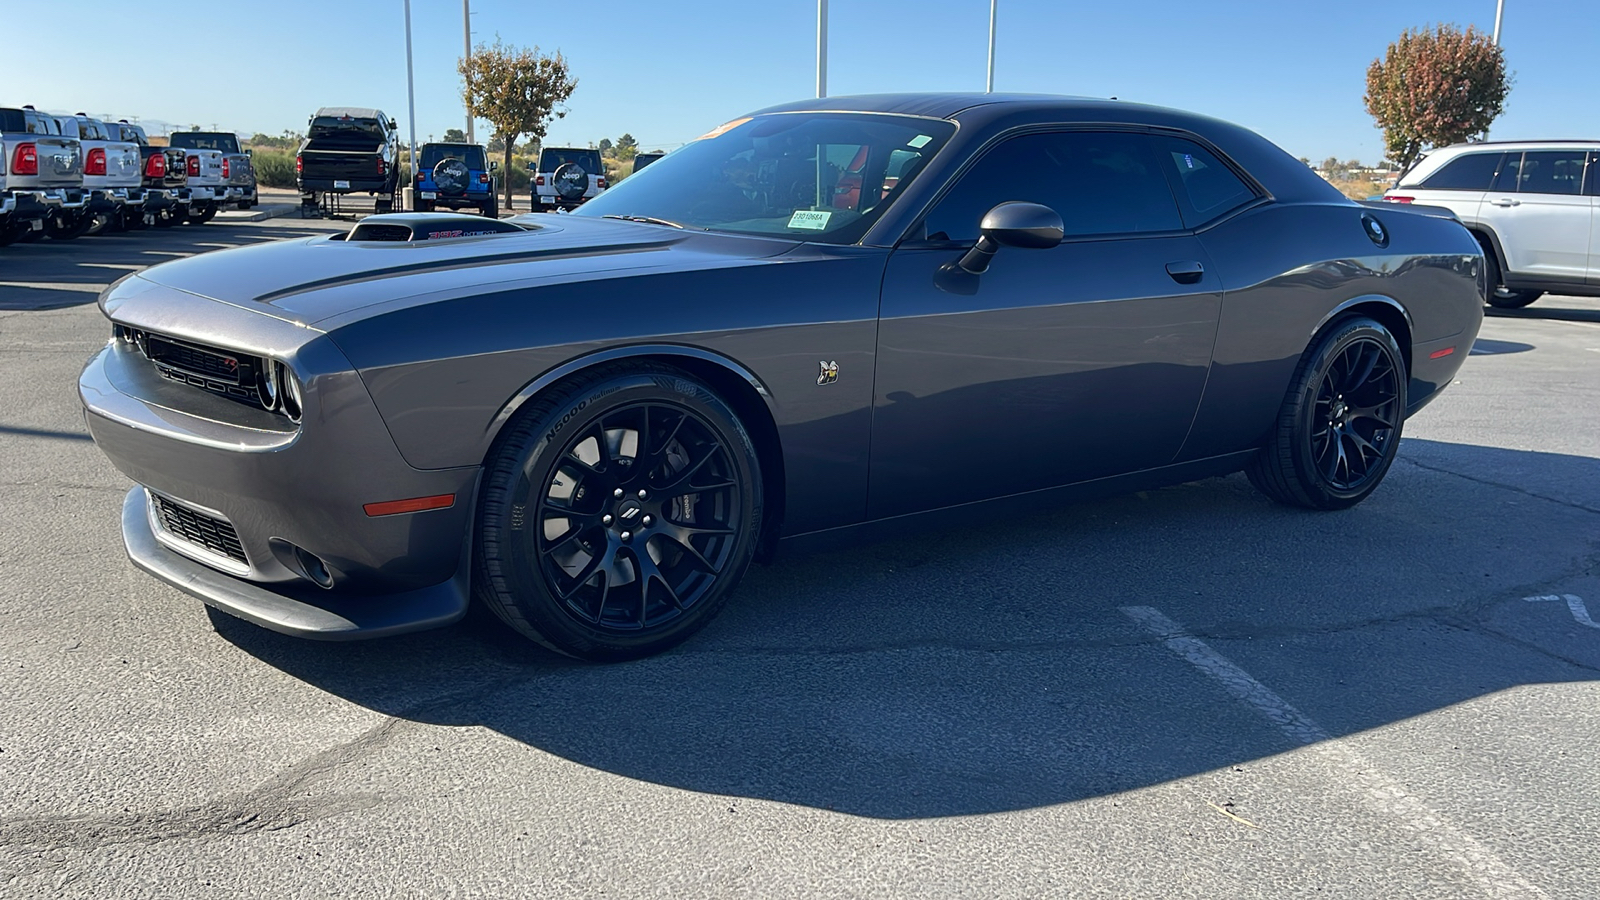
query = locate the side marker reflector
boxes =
[364,494,456,517]
[1428,347,1455,359]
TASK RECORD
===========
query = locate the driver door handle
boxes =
[1490,198,1521,207]
[1165,260,1204,284]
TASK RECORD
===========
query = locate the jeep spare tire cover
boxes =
[553,162,588,201]
[433,158,470,195]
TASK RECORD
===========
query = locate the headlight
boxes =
[278,362,303,423]
[257,360,280,411]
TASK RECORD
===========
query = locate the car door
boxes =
[868,129,1223,520]
[1480,149,1592,281]
[1587,152,1600,285]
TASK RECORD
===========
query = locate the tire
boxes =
[187,205,217,225]
[153,208,181,228]
[0,223,20,247]
[44,211,93,241]
[475,363,764,661]
[1479,242,1543,308]
[1246,317,1407,510]
[483,197,498,218]
[121,209,150,231]
[415,199,435,213]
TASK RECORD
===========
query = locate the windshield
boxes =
[574,112,955,244]
[171,133,241,153]
[423,144,488,169]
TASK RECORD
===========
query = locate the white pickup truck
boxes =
[173,145,226,224]
[169,132,255,211]
[0,106,85,242]
[61,115,142,235]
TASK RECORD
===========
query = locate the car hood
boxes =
[131,215,799,328]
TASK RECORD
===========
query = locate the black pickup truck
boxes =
[295,107,400,212]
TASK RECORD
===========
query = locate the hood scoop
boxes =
[343,213,528,243]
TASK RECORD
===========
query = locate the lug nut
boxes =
[602,514,613,526]
[638,489,648,499]
[642,515,653,527]
[613,488,624,498]
[620,531,632,542]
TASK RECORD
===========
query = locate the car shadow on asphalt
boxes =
[1487,304,1600,325]
[208,437,1600,819]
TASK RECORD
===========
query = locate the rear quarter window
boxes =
[1419,152,1503,190]
[1154,137,1257,227]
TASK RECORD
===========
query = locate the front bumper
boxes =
[79,310,480,639]
[120,487,469,640]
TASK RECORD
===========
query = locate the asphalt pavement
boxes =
[1,222,1598,898]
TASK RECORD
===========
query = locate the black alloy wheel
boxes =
[476,363,763,661]
[1247,317,1407,510]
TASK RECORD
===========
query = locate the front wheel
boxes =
[1247,317,1407,510]
[475,363,764,661]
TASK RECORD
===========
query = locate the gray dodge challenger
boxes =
[80,94,1484,661]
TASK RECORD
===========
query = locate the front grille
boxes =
[116,326,269,410]
[146,333,240,382]
[150,492,248,565]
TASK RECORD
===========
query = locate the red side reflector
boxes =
[363,494,456,517]
[1429,347,1455,359]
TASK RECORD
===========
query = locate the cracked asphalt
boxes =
[2,222,1599,898]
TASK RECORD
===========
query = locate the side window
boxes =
[1492,153,1524,192]
[1587,153,1600,197]
[922,131,1183,242]
[1153,137,1257,226]
[1420,152,1503,190]
[1513,151,1586,195]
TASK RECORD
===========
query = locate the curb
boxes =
[216,203,296,224]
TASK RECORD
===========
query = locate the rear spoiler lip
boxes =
[1358,199,1460,221]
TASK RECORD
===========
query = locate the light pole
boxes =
[986,0,997,93]
[464,0,475,143]
[404,0,418,199]
[1492,0,1505,44]
[816,0,828,99]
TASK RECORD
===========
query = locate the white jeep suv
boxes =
[1384,141,1599,308]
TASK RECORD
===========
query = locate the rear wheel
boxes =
[483,196,499,218]
[1479,241,1543,308]
[475,363,764,661]
[153,208,181,228]
[44,211,93,240]
[187,205,217,225]
[415,199,436,213]
[1247,317,1407,510]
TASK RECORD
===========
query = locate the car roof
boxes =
[423,142,482,149]
[750,92,1109,119]
[1428,140,1599,154]
[541,146,599,153]
[314,107,386,120]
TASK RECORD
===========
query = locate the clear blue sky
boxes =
[4,1,1592,163]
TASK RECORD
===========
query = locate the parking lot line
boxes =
[1121,605,1549,900]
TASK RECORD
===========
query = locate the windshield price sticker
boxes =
[787,210,832,231]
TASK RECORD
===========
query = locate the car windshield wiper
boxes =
[601,214,686,229]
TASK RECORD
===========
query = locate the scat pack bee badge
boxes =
[817,360,839,386]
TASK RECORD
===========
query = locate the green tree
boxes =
[442,128,466,143]
[614,132,638,162]
[459,38,578,208]
[1364,24,1510,170]
[597,137,613,157]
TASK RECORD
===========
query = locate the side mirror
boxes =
[246,148,254,157]
[490,161,499,171]
[956,201,1065,275]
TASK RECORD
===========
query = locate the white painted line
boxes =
[0,281,101,294]
[1523,594,1600,629]
[76,263,143,272]
[1122,606,1549,900]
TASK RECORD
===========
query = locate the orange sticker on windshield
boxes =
[692,117,750,142]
